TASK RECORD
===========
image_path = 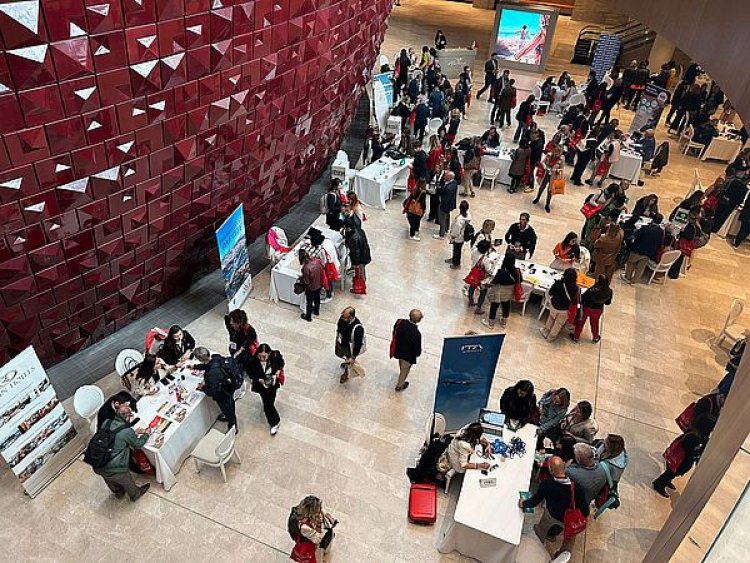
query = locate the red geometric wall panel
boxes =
[0,0,393,366]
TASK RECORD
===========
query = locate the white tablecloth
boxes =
[516,261,561,293]
[483,152,513,186]
[354,157,412,209]
[269,224,345,306]
[437,424,538,563]
[702,137,743,163]
[138,371,219,491]
[609,151,642,184]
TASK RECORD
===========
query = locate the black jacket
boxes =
[581,285,613,310]
[499,386,537,423]
[523,478,590,522]
[631,224,664,261]
[246,351,285,391]
[224,317,258,367]
[549,278,578,311]
[201,355,233,399]
[391,319,422,364]
[413,149,428,181]
[158,330,196,365]
[516,100,534,123]
[336,317,365,357]
[504,223,538,257]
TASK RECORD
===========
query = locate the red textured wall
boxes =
[0,0,392,366]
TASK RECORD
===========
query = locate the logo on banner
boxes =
[461,344,484,354]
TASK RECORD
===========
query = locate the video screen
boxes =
[493,8,551,67]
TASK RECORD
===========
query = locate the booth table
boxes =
[437,424,537,563]
[483,151,513,186]
[269,225,345,307]
[138,371,219,491]
[609,150,642,184]
[702,137,743,163]
[354,157,412,209]
[516,260,561,293]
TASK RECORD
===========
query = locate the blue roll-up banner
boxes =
[215,204,252,310]
[434,334,505,432]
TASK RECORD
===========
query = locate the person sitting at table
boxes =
[670,190,705,221]
[193,347,238,433]
[481,253,521,330]
[629,193,660,223]
[566,443,607,505]
[559,401,598,444]
[499,380,537,424]
[436,422,492,476]
[636,129,656,164]
[540,268,579,342]
[480,125,500,148]
[571,274,613,344]
[519,455,589,556]
[693,118,720,147]
[505,213,538,259]
[158,325,196,366]
[128,354,163,397]
[246,343,285,436]
[550,232,580,270]
[536,388,571,447]
[225,308,259,370]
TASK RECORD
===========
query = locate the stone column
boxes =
[648,34,676,67]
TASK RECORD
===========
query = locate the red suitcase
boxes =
[408,483,437,525]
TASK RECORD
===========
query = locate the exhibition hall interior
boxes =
[1,0,749,561]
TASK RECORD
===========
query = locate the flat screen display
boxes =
[491,4,558,72]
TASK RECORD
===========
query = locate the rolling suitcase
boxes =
[408,483,437,525]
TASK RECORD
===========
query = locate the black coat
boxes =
[499,387,537,423]
[224,317,258,368]
[246,351,285,392]
[630,224,665,261]
[391,319,422,364]
[343,213,372,266]
[413,149,428,181]
[201,355,233,400]
[158,330,196,365]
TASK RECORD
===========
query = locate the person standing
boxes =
[460,137,482,197]
[404,180,427,240]
[246,343,284,435]
[335,307,365,384]
[513,95,536,143]
[414,95,430,142]
[298,249,324,322]
[519,455,589,555]
[482,254,521,330]
[508,138,530,193]
[541,268,579,342]
[591,222,623,280]
[532,145,564,213]
[324,179,344,230]
[390,309,423,392]
[91,400,151,501]
[446,200,471,269]
[570,131,598,186]
[412,140,428,183]
[733,192,750,247]
[476,54,499,100]
[622,214,664,283]
[571,274,612,343]
[492,78,516,128]
[394,49,411,103]
[433,171,458,239]
[434,29,447,50]
[194,347,238,432]
[504,213,538,259]
[713,176,748,233]
[225,308,259,369]
[527,129,545,194]
[342,204,372,283]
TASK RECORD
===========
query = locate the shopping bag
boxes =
[563,483,588,540]
[551,178,566,196]
[675,402,695,432]
[349,360,366,378]
[132,449,155,475]
[290,538,317,563]
[580,202,603,219]
[463,259,484,288]
[663,434,687,473]
[514,269,523,302]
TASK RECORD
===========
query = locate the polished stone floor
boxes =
[2,1,749,562]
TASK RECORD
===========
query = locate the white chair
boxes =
[73,385,105,430]
[532,85,550,115]
[567,93,586,107]
[678,125,693,150]
[115,349,143,377]
[234,378,248,401]
[444,468,456,493]
[644,249,682,284]
[424,412,446,443]
[513,282,534,316]
[479,158,503,191]
[578,247,591,273]
[683,134,706,158]
[190,426,242,482]
[427,118,443,136]
[716,298,746,347]
[537,287,552,321]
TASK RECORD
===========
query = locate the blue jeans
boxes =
[468,286,487,308]
[513,121,527,142]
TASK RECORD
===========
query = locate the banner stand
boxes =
[215,204,253,311]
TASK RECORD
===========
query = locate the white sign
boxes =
[0,347,84,497]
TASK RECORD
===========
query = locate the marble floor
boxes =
[2,1,750,562]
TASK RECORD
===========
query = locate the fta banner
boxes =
[630,83,671,134]
[433,334,505,432]
[0,347,84,497]
[372,72,393,132]
[215,204,252,310]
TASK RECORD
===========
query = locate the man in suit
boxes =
[390,309,424,392]
[433,171,458,239]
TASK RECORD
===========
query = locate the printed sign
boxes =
[215,204,252,310]
[372,72,393,132]
[631,83,671,134]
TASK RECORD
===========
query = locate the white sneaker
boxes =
[270,424,280,436]
[432,233,445,239]
[320,297,332,304]
[409,235,421,241]
[480,318,494,329]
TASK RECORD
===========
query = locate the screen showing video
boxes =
[493,8,551,67]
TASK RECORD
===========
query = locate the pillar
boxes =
[648,34,676,67]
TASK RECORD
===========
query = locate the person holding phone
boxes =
[158,325,196,367]
[246,344,285,435]
[293,496,338,563]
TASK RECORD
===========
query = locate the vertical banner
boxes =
[630,83,671,133]
[372,72,393,132]
[434,334,506,432]
[215,204,252,311]
[0,347,84,497]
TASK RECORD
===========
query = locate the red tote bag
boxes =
[290,537,317,563]
[663,434,687,473]
[675,402,695,432]
[563,482,588,540]
[463,258,485,288]
[514,268,523,302]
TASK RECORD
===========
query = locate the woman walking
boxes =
[466,239,497,315]
[571,274,612,343]
[246,343,285,435]
[513,95,536,142]
[532,145,563,213]
[404,180,427,240]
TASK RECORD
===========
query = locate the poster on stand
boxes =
[630,83,671,133]
[372,72,393,132]
[491,4,558,73]
[433,334,505,432]
[0,347,84,498]
[215,204,253,311]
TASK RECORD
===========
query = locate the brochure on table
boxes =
[0,347,84,497]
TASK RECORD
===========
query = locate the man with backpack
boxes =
[86,399,151,501]
[194,346,241,433]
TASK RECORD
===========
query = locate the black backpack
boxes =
[83,419,132,469]
[218,356,245,391]
[463,222,475,242]
[287,506,301,540]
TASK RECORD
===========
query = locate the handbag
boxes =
[132,449,155,475]
[514,268,523,302]
[407,198,424,216]
[351,265,366,295]
[293,280,306,295]
[580,202,603,219]
[675,402,696,432]
[463,258,485,288]
[290,536,317,563]
[389,319,402,358]
[563,482,588,540]
[663,434,687,473]
[322,250,339,282]
[551,178,566,196]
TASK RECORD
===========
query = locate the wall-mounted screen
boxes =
[491,3,558,73]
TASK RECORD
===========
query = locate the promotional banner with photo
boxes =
[372,72,393,132]
[215,204,253,311]
[491,4,558,72]
[0,347,84,497]
[630,83,671,133]
[433,334,506,432]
